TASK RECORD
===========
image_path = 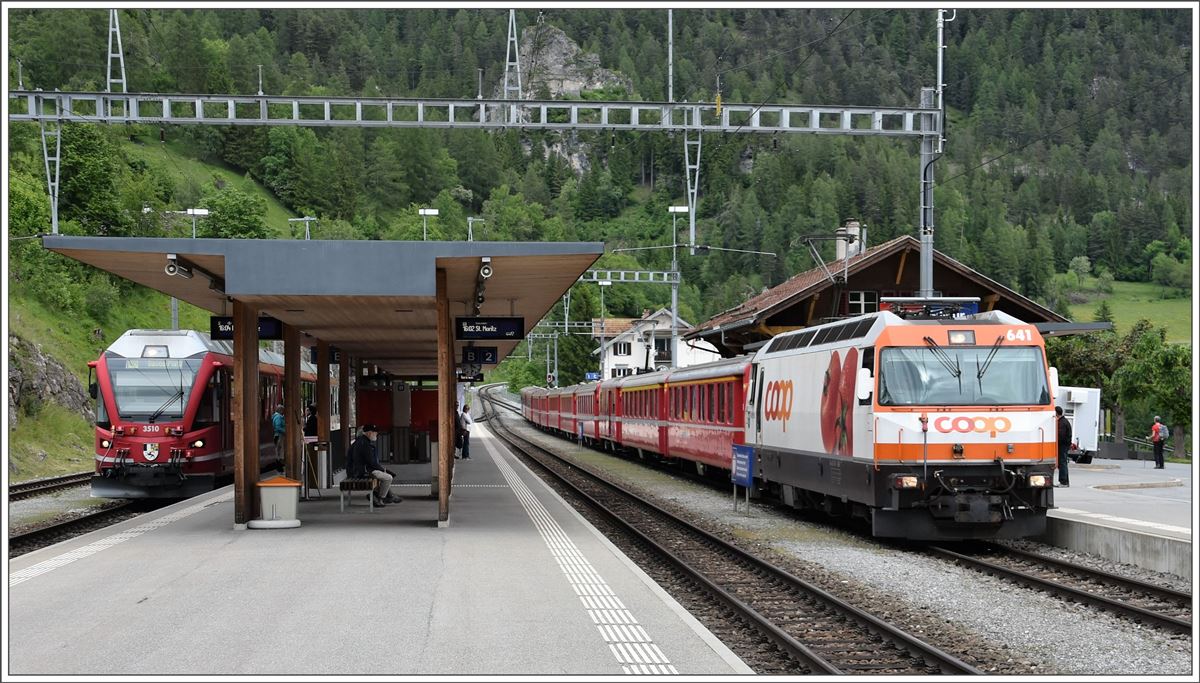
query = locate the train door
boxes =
[220,368,233,454]
[747,363,765,445]
[606,390,614,439]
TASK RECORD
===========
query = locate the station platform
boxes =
[7,426,751,676]
[1041,457,1193,577]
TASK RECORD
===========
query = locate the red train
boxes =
[523,355,751,471]
[522,309,1060,541]
[89,329,337,498]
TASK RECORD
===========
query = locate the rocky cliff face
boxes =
[8,335,95,430]
[490,23,634,176]
[493,24,633,101]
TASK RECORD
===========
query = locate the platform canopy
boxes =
[42,236,603,376]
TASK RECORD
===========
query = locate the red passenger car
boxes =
[615,373,665,458]
[661,357,751,470]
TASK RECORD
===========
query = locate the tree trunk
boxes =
[1114,407,1126,443]
[1174,427,1187,458]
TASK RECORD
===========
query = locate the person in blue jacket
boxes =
[272,404,286,459]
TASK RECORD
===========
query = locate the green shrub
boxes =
[84,274,119,320]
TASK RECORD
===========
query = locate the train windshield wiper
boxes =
[922,336,961,379]
[147,389,184,423]
[976,335,1005,381]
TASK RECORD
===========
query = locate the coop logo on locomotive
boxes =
[763,379,794,430]
[934,415,1013,438]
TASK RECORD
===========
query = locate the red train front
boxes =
[89,329,295,498]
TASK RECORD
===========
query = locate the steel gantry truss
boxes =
[8,91,937,136]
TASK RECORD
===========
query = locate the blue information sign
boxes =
[455,317,524,340]
[585,371,601,381]
[731,444,755,487]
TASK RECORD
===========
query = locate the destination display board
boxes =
[455,317,524,340]
[210,315,284,341]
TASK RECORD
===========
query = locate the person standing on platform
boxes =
[1150,416,1168,469]
[304,403,318,437]
[349,424,401,505]
[272,404,286,458]
[1055,406,1071,487]
[457,405,474,460]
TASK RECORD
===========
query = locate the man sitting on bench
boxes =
[348,424,402,506]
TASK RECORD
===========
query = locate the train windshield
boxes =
[107,358,203,420]
[878,346,1050,406]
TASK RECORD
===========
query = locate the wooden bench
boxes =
[339,478,378,512]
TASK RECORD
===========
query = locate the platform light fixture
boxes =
[419,208,439,241]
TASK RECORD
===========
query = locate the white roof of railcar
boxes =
[108,329,320,374]
[663,355,752,384]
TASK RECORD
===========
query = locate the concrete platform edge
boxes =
[480,425,755,674]
[1038,514,1191,578]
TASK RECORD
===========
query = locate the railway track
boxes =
[9,471,93,501]
[481,388,980,675]
[8,501,151,558]
[929,544,1193,635]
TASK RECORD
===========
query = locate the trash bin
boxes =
[305,441,330,489]
[247,476,302,529]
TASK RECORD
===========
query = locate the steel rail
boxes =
[928,545,1192,635]
[9,501,138,555]
[482,388,981,675]
[988,543,1192,605]
[9,471,93,501]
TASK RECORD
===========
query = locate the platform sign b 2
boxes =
[731,444,755,487]
[462,346,498,365]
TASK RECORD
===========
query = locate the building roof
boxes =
[688,234,1067,341]
[591,318,637,337]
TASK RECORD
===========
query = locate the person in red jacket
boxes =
[1150,416,1167,469]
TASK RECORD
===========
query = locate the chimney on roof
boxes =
[835,222,849,261]
[844,219,862,258]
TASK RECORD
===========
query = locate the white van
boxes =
[1056,386,1101,464]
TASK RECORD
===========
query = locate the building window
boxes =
[614,342,632,356]
[848,290,879,315]
[612,367,633,378]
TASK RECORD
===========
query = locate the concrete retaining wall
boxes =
[1038,515,1191,578]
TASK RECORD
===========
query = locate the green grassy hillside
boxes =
[123,135,297,237]
[1067,281,1193,344]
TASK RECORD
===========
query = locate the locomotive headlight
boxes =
[893,475,920,489]
[1027,474,1050,488]
[100,439,112,449]
[191,439,205,449]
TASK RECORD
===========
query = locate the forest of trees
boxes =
[6,8,1193,434]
